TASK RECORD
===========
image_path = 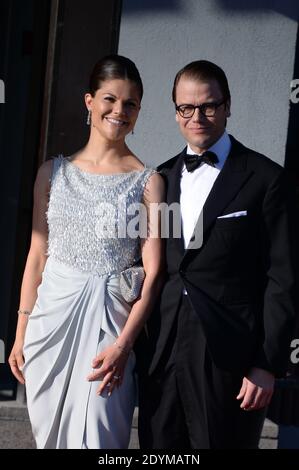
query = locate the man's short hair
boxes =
[172,60,231,104]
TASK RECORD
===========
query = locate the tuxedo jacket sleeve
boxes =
[252,169,299,374]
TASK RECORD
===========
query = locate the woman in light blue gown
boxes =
[8,55,164,449]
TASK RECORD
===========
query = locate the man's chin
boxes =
[189,138,214,152]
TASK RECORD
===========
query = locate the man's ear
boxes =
[175,112,180,123]
[225,100,231,118]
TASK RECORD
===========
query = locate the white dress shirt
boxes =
[180,131,231,249]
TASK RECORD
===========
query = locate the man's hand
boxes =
[236,367,275,411]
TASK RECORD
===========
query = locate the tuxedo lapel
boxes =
[184,137,254,258]
[161,149,185,256]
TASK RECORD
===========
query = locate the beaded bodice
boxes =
[46,156,155,275]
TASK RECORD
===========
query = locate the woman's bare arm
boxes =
[8,160,52,383]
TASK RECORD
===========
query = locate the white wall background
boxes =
[119,0,298,167]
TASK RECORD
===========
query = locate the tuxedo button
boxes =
[179,269,184,276]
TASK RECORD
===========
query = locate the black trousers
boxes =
[138,295,266,449]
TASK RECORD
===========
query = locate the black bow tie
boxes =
[184,151,219,172]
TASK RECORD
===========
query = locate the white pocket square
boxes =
[217,211,247,219]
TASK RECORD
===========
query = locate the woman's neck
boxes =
[80,136,130,166]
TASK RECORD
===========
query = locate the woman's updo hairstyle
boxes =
[88,54,143,100]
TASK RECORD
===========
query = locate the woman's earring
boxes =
[87,110,91,126]
[131,128,134,135]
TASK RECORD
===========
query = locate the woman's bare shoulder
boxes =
[35,160,53,191]
[126,152,146,171]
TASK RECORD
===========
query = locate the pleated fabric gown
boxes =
[23,156,155,449]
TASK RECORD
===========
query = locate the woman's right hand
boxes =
[8,340,25,384]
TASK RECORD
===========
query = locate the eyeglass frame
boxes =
[175,100,226,118]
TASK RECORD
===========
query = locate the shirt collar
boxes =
[186,131,231,171]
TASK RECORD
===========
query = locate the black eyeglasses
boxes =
[175,100,225,118]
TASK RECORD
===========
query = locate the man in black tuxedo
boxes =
[137,60,298,448]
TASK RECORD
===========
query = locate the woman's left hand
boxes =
[86,343,129,396]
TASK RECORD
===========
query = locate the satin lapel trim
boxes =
[164,149,185,256]
[184,139,253,256]
[166,150,185,205]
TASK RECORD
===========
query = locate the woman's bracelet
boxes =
[113,340,131,355]
[17,309,31,316]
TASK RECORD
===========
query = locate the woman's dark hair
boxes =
[172,60,231,104]
[88,54,143,99]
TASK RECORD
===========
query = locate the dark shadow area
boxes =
[217,0,299,22]
[285,23,299,182]
[0,0,51,400]
[122,0,183,15]
[46,0,122,157]
[267,21,299,436]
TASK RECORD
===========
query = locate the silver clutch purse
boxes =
[120,265,145,303]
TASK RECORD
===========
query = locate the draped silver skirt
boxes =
[23,257,136,449]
